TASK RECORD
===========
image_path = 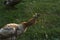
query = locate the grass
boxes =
[0,0,60,40]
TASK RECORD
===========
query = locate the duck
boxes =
[4,0,22,9]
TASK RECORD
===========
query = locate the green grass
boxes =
[0,0,60,40]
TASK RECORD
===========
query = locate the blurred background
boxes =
[0,0,60,40]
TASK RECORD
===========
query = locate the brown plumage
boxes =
[0,13,40,40]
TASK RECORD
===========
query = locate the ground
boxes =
[0,0,60,40]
